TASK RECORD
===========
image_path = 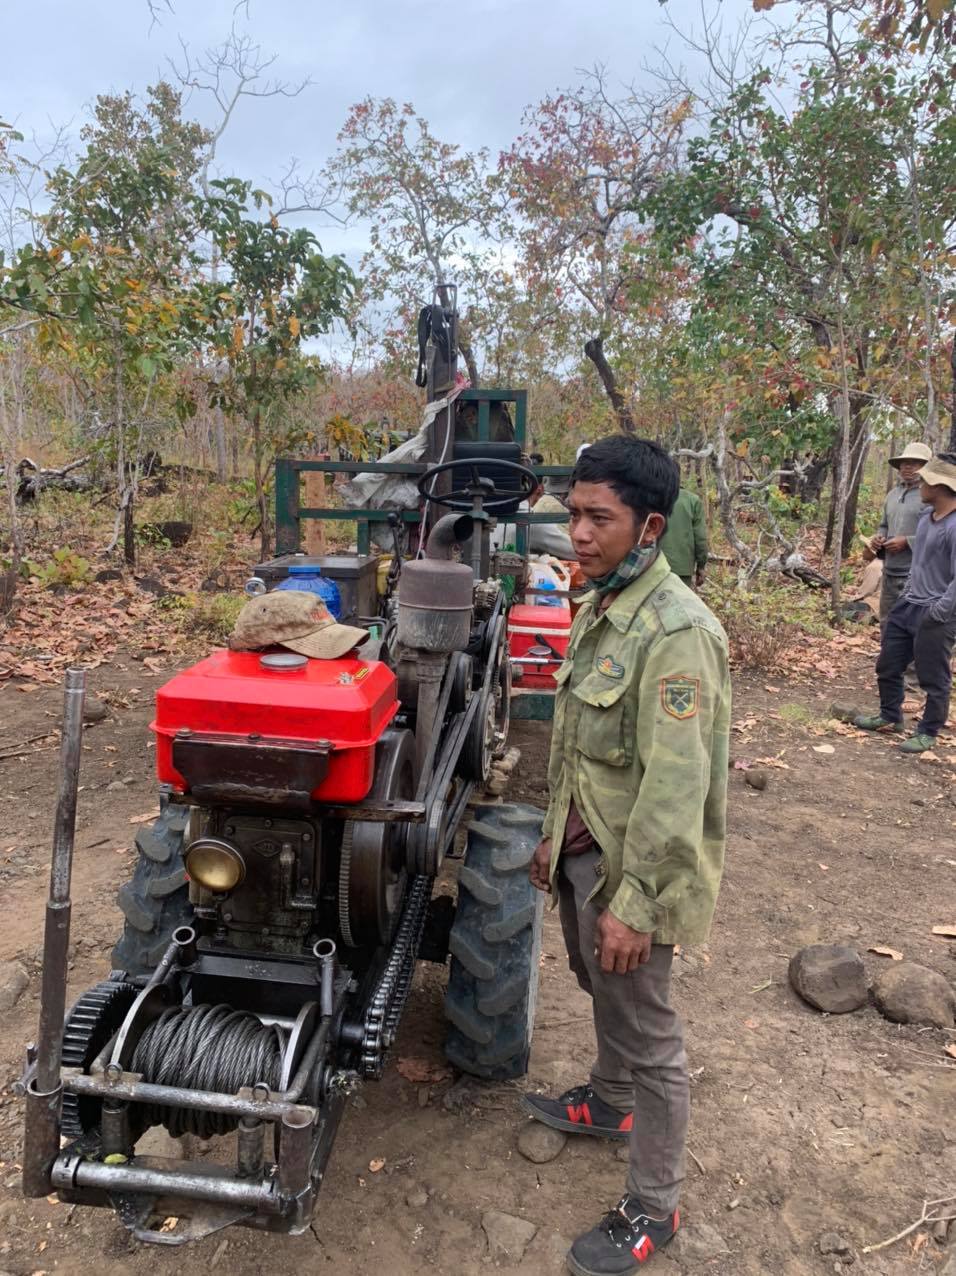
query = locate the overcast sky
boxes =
[5,0,757,259]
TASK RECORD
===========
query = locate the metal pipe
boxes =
[277,1107,314,1199]
[64,1071,314,1124]
[237,1116,264,1179]
[52,1157,281,1213]
[282,1018,332,1103]
[35,668,86,1093]
[101,1099,131,1160]
[23,669,85,1198]
[312,940,336,1019]
[414,652,449,789]
[21,1082,63,1197]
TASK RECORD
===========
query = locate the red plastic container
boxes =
[153,649,398,803]
[507,604,572,689]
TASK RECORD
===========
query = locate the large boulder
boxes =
[789,944,868,1014]
[872,962,956,1028]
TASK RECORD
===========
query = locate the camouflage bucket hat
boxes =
[229,590,368,660]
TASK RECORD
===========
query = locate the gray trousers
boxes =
[879,572,908,625]
[557,850,689,1215]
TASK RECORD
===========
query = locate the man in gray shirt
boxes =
[856,453,956,753]
[871,441,932,622]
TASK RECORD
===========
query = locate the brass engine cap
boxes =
[184,837,246,893]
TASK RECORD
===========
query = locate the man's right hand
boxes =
[529,837,553,893]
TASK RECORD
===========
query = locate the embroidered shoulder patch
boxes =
[660,675,700,720]
[596,654,625,679]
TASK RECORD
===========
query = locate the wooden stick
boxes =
[862,1196,956,1254]
[687,1148,706,1176]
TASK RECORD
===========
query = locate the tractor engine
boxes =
[152,647,401,969]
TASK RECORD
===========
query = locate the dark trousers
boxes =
[557,850,688,1215]
[877,599,956,735]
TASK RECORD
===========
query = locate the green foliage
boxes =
[22,547,94,589]
[705,570,829,670]
[160,590,245,644]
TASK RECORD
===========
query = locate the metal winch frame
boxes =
[18,671,355,1244]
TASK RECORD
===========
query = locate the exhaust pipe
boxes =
[23,668,86,1197]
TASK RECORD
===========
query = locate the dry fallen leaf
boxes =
[868,945,904,961]
[743,1018,759,1030]
[931,924,956,938]
[944,1044,956,1060]
[918,751,939,762]
[128,808,161,825]
[818,863,829,871]
[396,1057,452,1085]
[812,744,835,754]
[368,1158,386,1173]
[159,1217,178,1233]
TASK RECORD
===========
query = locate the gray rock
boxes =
[517,1121,567,1164]
[670,1222,730,1262]
[82,696,109,724]
[481,1210,538,1265]
[873,962,956,1028]
[0,962,29,1011]
[106,780,127,793]
[405,1184,429,1208]
[819,1232,853,1257]
[789,944,868,1014]
[744,769,768,791]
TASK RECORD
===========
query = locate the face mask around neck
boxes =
[590,516,659,596]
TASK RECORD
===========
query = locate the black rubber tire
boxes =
[444,802,544,1080]
[111,799,194,979]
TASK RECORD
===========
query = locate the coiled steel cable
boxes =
[131,1004,284,1138]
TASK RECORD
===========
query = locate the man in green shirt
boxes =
[658,487,708,586]
[524,435,731,1275]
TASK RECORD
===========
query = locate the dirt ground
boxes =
[0,647,954,1275]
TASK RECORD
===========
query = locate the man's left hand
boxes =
[883,535,908,554]
[695,568,706,588]
[594,910,652,973]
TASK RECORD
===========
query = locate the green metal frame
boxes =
[275,388,572,556]
[272,388,571,721]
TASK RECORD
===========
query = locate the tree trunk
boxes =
[251,404,271,560]
[459,340,480,390]
[583,336,634,434]
[829,318,854,612]
[123,495,136,567]
[214,403,228,481]
[949,338,956,452]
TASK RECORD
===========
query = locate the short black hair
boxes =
[571,435,679,519]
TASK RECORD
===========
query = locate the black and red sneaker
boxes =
[523,1083,633,1140]
[567,1196,679,1275]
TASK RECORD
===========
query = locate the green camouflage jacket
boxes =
[542,552,730,945]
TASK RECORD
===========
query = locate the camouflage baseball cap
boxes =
[229,590,368,660]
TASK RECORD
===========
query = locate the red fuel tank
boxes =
[153,649,399,804]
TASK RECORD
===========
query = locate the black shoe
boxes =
[567,1196,679,1275]
[523,1083,633,1140]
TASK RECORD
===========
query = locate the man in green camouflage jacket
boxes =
[525,435,731,1276]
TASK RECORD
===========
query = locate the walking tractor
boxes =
[19,290,575,1245]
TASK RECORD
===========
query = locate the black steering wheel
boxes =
[417,457,539,513]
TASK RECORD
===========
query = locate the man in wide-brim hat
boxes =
[856,452,956,754]
[867,441,933,625]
